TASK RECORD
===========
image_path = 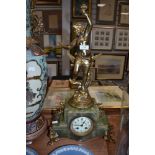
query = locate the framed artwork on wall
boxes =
[43,10,62,34]
[115,28,129,50]
[72,0,92,18]
[34,0,61,5]
[96,0,117,25]
[118,2,129,26]
[95,54,126,80]
[91,26,114,50]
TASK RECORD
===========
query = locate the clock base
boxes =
[53,102,108,141]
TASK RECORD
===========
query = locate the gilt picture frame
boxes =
[96,0,117,25]
[43,10,62,34]
[95,54,126,80]
[72,0,92,18]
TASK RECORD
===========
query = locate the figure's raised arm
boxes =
[81,4,93,39]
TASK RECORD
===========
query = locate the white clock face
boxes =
[70,116,93,136]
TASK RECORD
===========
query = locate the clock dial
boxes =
[70,116,93,136]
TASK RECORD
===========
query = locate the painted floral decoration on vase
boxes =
[26,0,47,141]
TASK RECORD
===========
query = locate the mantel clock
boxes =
[49,4,109,143]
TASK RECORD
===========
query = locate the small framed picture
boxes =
[91,26,114,50]
[34,0,61,5]
[95,54,126,80]
[96,0,117,25]
[71,19,88,40]
[115,28,129,50]
[43,10,62,34]
[118,2,129,26]
[72,0,92,18]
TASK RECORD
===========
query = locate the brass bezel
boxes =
[70,116,94,137]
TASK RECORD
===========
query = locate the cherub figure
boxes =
[44,4,102,108]
[59,4,93,92]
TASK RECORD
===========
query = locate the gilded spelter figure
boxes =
[59,4,93,92]
[46,4,98,108]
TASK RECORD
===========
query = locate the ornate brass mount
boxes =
[68,89,94,109]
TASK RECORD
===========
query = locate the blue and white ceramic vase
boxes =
[26,46,48,141]
[26,0,47,141]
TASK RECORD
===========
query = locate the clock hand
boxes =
[74,125,82,127]
[73,120,87,127]
[81,120,86,126]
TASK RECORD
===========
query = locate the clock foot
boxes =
[48,126,60,145]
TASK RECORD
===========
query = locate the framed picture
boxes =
[71,19,88,40]
[95,54,126,80]
[96,0,117,24]
[118,2,129,26]
[34,0,61,5]
[43,10,62,34]
[115,28,129,50]
[72,0,92,18]
[91,26,114,50]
